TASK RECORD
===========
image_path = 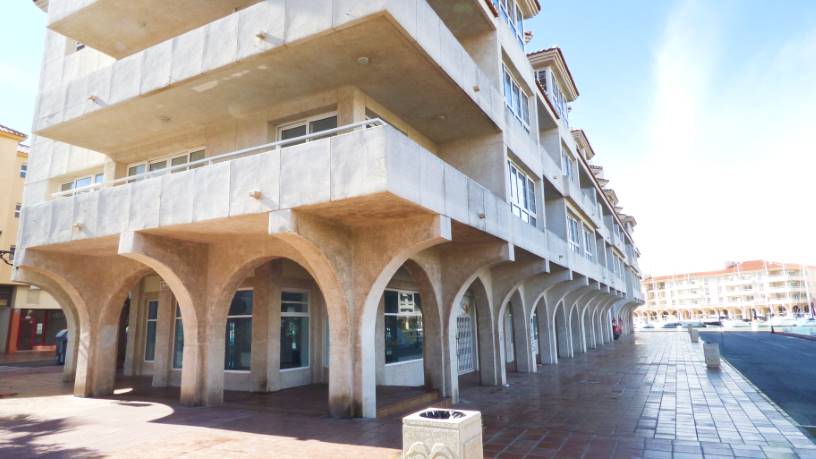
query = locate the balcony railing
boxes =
[53,118,387,199]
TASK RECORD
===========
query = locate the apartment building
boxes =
[0,124,64,354]
[637,260,815,321]
[19,0,642,418]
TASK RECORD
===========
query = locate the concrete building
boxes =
[636,260,816,321]
[0,123,64,354]
[17,0,643,418]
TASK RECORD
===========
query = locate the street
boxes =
[700,331,816,431]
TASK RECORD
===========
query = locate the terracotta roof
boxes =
[0,123,27,140]
[644,260,816,281]
[527,47,580,99]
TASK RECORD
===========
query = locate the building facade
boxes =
[637,260,816,321]
[0,124,64,354]
[19,0,643,418]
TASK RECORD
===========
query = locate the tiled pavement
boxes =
[463,332,815,458]
[0,332,813,458]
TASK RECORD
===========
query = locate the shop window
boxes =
[384,290,423,364]
[225,290,253,371]
[281,291,309,369]
[144,300,159,361]
[173,305,184,369]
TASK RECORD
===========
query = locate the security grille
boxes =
[456,314,475,375]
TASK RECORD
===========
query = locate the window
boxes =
[583,226,594,260]
[281,291,309,369]
[536,70,548,92]
[60,173,104,193]
[225,290,253,371]
[568,217,581,255]
[494,0,525,46]
[561,151,576,183]
[550,80,569,123]
[127,149,206,182]
[8,246,15,262]
[384,290,423,364]
[173,305,184,369]
[19,164,27,178]
[507,160,536,226]
[278,113,338,145]
[144,300,159,361]
[14,203,21,218]
[503,67,530,128]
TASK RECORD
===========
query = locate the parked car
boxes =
[682,321,706,328]
[661,322,682,329]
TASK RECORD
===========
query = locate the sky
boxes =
[1,1,815,276]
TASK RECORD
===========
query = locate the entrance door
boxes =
[456,296,477,375]
[17,309,46,350]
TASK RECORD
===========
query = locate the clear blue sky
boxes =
[1,1,815,275]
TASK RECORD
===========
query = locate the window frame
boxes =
[280,288,310,371]
[502,66,531,129]
[582,226,595,260]
[507,160,537,227]
[383,288,424,366]
[224,288,254,373]
[143,299,159,362]
[60,173,104,193]
[567,216,582,255]
[126,147,207,182]
[276,111,339,143]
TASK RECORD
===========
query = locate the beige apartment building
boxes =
[18,0,643,418]
[0,124,64,354]
[637,260,815,321]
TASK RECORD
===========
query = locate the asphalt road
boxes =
[699,331,816,429]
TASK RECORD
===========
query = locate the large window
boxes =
[144,299,159,361]
[384,290,423,364]
[551,81,569,122]
[173,305,184,369]
[503,67,530,128]
[127,149,206,181]
[583,226,595,260]
[568,217,582,255]
[225,290,253,371]
[281,291,309,370]
[60,173,103,193]
[508,160,537,226]
[561,151,576,184]
[494,0,525,46]
[278,113,338,145]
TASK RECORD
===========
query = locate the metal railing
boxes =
[53,118,387,199]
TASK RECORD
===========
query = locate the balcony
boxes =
[35,0,503,155]
[540,147,564,194]
[47,0,262,58]
[21,120,569,274]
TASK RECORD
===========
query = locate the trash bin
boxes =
[55,329,68,365]
[703,342,720,369]
[403,408,482,459]
[690,328,699,343]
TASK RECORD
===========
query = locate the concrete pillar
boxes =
[508,291,532,373]
[250,264,271,392]
[543,277,588,364]
[152,286,175,387]
[123,284,142,376]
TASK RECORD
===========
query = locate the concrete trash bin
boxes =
[690,328,699,343]
[403,408,482,459]
[703,342,720,368]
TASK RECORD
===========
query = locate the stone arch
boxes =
[445,272,498,403]
[496,288,530,381]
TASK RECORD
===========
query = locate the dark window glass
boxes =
[281,316,309,369]
[173,306,184,368]
[384,291,424,364]
[225,291,253,370]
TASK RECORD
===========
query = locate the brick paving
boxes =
[0,332,813,458]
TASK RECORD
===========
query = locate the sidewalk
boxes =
[0,333,812,458]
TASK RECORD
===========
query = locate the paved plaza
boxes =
[1,332,813,458]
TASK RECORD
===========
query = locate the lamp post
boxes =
[0,249,14,267]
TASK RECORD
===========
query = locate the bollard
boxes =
[703,342,720,369]
[403,408,482,459]
[690,328,699,343]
